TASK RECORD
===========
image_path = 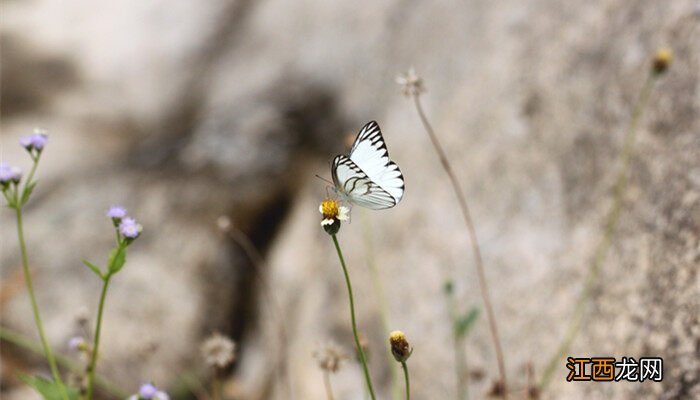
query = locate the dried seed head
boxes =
[201,332,236,369]
[389,330,413,363]
[396,67,426,97]
[313,342,349,373]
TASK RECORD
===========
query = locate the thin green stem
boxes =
[322,370,335,400]
[0,326,127,398]
[330,234,377,400]
[412,93,508,398]
[23,156,40,194]
[401,362,410,400]
[360,211,400,400]
[86,274,112,399]
[15,207,70,400]
[446,287,468,400]
[538,74,658,390]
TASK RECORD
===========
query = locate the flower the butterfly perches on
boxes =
[319,198,349,235]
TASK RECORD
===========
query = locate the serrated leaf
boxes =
[20,181,38,205]
[455,307,480,338]
[107,244,127,274]
[82,259,104,279]
[17,373,79,400]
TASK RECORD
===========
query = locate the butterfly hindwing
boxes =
[332,155,397,210]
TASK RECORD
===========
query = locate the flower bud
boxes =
[652,48,672,75]
[389,330,412,363]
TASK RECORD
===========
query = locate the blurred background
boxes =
[1,0,698,399]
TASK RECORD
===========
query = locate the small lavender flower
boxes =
[119,217,142,239]
[138,383,158,399]
[154,391,170,400]
[0,162,21,185]
[106,205,127,220]
[68,336,86,351]
[19,129,48,152]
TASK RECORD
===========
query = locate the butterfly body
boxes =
[331,121,405,210]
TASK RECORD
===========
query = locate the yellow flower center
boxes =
[389,331,406,343]
[321,199,340,219]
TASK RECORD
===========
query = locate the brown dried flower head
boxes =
[201,332,236,369]
[313,342,349,373]
[396,67,426,97]
[389,330,413,363]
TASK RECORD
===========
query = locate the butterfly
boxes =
[330,121,405,209]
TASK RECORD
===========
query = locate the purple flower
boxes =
[154,391,170,400]
[138,383,158,399]
[106,206,127,219]
[119,217,142,239]
[68,336,86,351]
[19,129,48,151]
[0,162,21,184]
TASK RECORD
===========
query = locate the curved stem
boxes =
[331,234,376,400]
[86,274,112,399]
[360,211,400,400]
[538,74,657,390]
[401,361,410,400]
[322,371,335,400]
[15,207,70,400]
[412,94,508,398]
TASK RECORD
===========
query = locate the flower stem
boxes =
[212,371,222,400]
[445,285,469,400]
[330,234,377,400]
[322,370,335,400]
[538,73,658,391]
[15,207,70,400]
[86,274,112,399]
[360,211,400,400]
[401,361,410,400]
[0,326,128,398]
[411,93,508,398]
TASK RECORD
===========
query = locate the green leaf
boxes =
[17,373,79,400]
[107,244,127,274]
[20,181,38,206]
[443,279,455,295]
[82,259,104,279]
[455,307,480,338]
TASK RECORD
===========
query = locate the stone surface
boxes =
[1,0,698,399]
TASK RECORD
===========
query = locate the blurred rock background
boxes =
[1,0,698,399]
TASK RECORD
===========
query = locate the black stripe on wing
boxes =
[331,155,397,209]
[351,120,389,157]
[349,120,405,193]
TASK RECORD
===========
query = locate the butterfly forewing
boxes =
[331,121,405,209]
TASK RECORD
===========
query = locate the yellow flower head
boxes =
[652,48,672,75]
[319,198,349,234]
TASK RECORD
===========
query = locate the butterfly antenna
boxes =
[315,174,333,185]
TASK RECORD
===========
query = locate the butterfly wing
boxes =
[331,155,397,209]
[348,121,405,204]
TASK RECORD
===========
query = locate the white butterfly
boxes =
[331,121,405,209]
